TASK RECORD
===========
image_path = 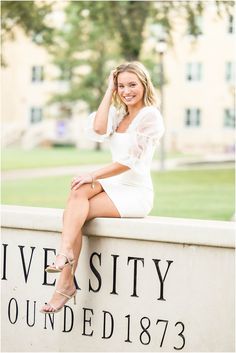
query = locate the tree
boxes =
[47,1,122,149]
[49,0,234,105]
[49,1,120,110]
[1,0,53,64]
[98,1,152,61]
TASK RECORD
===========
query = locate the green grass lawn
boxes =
[1,147,201,171]
[2,168,234,221]
[151,169,234,220]
[1,147,111,170]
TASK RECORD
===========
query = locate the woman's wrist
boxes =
[106,87,115,95]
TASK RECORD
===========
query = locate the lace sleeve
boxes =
[84,106,117,142]
[116,108,165,174]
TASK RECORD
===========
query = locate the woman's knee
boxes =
[68,185,89,202]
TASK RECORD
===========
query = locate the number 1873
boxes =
[125,315,186,350]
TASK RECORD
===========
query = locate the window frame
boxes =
[227,15,235,34]
[186,62,202,81]
[225,62,235,83]
[185,108,201,127]
[31,65,44,83]
[224,108,235,128]
[30,106,43,124]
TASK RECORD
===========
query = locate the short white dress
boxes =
[85,105,165,218]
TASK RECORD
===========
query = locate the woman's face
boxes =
[117,71,144,108]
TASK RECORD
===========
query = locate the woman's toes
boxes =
[41,304,52,312]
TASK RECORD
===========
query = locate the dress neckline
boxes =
[115,106,149,134]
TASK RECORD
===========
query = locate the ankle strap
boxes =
[56,290,72,299]
[57,253,74,265]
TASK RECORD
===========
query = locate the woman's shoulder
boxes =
[130,105,163,132]
[135,106,162,125]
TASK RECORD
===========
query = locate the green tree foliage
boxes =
[49,1,121,112]
[49,1,155,113]
[1,0,53,64]
[1,0,53,41]
[106,1,152,60]
[49,1,234,112]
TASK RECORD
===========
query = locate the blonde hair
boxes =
[112,61,158,114]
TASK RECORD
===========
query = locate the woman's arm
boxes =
[93,71,116,134]
[71,162,129,191]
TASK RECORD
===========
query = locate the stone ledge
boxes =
[1,204,235,249]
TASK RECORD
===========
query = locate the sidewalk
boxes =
[2,154,234,181]
[2,164,103,181]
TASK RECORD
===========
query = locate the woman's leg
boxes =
[54,190,120,287]
[55,209,83,292]
[45,182,104,275]
[55,183,104,264]
[41,231,82,312]
[41,188,120,312]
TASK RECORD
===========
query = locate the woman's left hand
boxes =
[71,174,93,190]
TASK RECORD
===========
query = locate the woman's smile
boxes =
[123,95,135,102]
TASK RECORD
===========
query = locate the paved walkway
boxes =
[2,165,103,181]
[2,154,234,181]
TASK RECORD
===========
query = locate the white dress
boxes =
[85,105,165,217]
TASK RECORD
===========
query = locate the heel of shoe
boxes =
[73,294,76,305]
[71,262,75,276]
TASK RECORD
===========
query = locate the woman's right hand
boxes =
[107,70,116,93]
[71,174,93,190]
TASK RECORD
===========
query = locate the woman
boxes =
[40,61,165,313]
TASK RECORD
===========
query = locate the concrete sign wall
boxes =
[1,205,235,352]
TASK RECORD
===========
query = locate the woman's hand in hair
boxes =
[107,70,116,93]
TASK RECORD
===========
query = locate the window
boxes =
[228,15,234,34]
[187,15,203,36]
[225,62,235,83]
[30,107,43,124]
[186,62,202,81]
[31,66,44,82]
[185,108,201,127]
[224,109,235,128]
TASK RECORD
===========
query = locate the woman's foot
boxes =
[40,284,76,314]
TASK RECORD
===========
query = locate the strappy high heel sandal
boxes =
[40,289,77,314]
[45,253,75,275]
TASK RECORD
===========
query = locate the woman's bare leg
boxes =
[41,188,120,312]
[55,183,104,264]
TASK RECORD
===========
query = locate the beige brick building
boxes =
[1,5,235,153]
[161,6,235,153]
